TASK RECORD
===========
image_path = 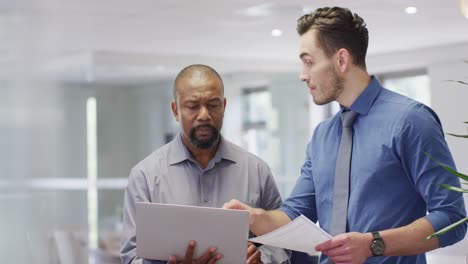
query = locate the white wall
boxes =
[0,79,90,263]
[95,80,175,221]
[269,73,310,196]
[427,60,468,260]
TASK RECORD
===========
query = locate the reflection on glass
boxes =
[241,88,272,158]
[243,89,271,125]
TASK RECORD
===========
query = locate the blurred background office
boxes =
[1,0,468,263]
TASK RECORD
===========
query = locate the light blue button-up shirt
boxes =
[121,133,288,264]
[281,77,467,264]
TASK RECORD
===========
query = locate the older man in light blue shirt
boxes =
[120,64,289,264]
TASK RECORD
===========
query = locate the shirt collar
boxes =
[216,136,237,163]
[169,132,237,165]
[347,75,382,116]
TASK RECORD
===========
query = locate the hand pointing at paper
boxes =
[223,199,292,237]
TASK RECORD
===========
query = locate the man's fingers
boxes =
[315,238,343,251]
[223,199,251,211]
[322,244,351,258]
[197,246,218,263]
[246,249,261,264]
[183,240,196,264]
[207,253,223,264]
[223,199,240,209]
[168,255,177,264]
[246,243,256,257]
[246,242,261,264]
[222,199,235,209]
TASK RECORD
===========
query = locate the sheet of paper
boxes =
[248,215,332,255]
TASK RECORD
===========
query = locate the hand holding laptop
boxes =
[167,240,222,264]
[166,240,262,264]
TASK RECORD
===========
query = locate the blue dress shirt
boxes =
[281,77,467,264]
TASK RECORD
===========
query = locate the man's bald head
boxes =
[173,64,224,102]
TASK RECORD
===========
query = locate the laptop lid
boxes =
[136,202,249,263]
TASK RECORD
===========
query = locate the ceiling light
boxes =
[271,29,283,37]
[405,6,418,15]
[461,0,468,18]
[302,7,312,14]
[241,3,275,17]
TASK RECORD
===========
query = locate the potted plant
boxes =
[425,60,468,240]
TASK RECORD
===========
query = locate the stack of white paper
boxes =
[248,215,332,255]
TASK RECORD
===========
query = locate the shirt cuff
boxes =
[280,203,301,221]
[425,212,467,247]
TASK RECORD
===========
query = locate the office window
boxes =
[312,71,431,132]
[241,87,272,157]
[380,71,431,106]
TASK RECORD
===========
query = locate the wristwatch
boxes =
[370,231,385,256]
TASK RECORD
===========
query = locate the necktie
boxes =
[330,110,358,236]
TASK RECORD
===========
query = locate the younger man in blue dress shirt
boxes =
[224,6,467,264]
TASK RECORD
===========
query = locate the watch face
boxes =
[371,240,385,256]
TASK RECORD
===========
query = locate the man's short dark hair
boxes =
[297,7,369,69]
[173,64,224,101]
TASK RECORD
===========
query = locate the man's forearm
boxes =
[250,209,291,236]
[315,216,442,262]
[381,217,439,256]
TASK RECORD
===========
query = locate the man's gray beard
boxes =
[189,124,219,149]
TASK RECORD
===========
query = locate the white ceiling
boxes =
[1,0,468,81]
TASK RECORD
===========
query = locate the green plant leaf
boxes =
[446,133,468,138]
[426,217,468,239]
[422,152,468,182]
[436,184,468,193]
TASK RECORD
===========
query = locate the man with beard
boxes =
[224,6,466,264]
[120,64,289,264]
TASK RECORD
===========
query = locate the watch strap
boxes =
[372,231,381,239]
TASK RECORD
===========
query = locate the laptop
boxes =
[136,202,250,263]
